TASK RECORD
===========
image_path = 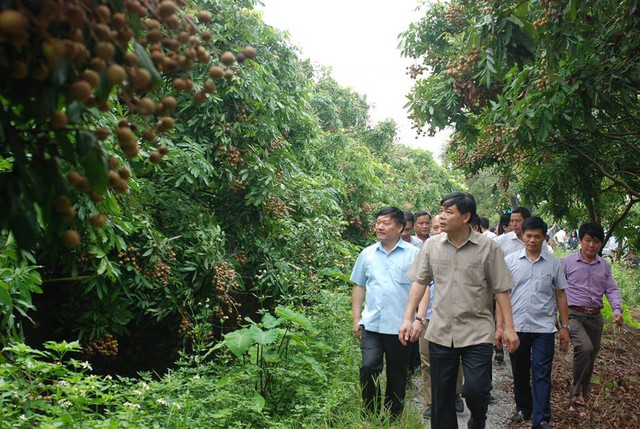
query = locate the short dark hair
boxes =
[499,212,511,226]
[522,216,547,235]
[511,207,531,219]
[480,216,490,229]
[578,222,605,242]
[403,211,415,223]
[376,206,406,229]
[440,192,476,219]
[470,214,482,228]
[414,211,431,220]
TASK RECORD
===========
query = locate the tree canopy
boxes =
[402,0,640,243]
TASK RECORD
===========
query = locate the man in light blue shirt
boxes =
[351,206,421,417]
[504,216,570,429]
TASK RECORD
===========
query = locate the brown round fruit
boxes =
[68,81,92,102]
[243,46,257,59]
[196,10,212,23]
[203,81,215,93]
[149,150,162,164]
[159,1,177,18]
[51,110,68,130]
[95,127,110,141]
[161,96,177,112]
[81,69,100,88]
[107,64,127,85]
[194,91,206,103]
[90,213,106,228]
[208,65,223,79]
[95,41,115,61]
[158,145,169,155]
[0,10,28,36]
[63,230,81,248]
[67,171,83,187]
[221,51,235,66]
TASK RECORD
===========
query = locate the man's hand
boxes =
[502,327,520,354]
[494,327,504,349]
[409,320,424,343]
[353,322,363,341]
[558,328,569,351]
[614,313,623,327]
[398,320,413,346]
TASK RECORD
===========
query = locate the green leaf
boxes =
[249,325,279,345]
[77,130,108,195]
[260,313,283,329]
[0,281,12,307]
[275,306,317,332]
[134,41,162,88]
[222,328,254,356]
[251,392,265,410]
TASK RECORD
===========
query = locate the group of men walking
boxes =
[350,192,623,428]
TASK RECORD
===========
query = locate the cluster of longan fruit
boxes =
[535,67,550,92]
[212,261,241,321]
[118,246,142,272]
[144,260,171,284]
[446,46,480,81]
[445,3,464,25]
[265,196,291,218]
[84,333,118,358]
[230,180,246,193]
[267,139,287,155]
[223,146,242,169]
[0,1,258,248]
[535,0,560,30]
[177,316,193,337]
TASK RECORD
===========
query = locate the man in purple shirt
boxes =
[561,222,623,411]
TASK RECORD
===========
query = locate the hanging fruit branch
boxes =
[0,0,257,249]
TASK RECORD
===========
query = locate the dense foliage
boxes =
[0,0,456,377]
[402,0,640,245]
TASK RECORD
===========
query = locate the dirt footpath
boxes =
[408,360,516,428]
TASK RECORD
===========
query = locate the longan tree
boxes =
[0,0,256,249]
[402,0,640,241]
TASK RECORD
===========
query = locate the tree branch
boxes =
[558,139,640,199]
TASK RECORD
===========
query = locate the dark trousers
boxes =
[430,342,493,429]
[360,330,411,416]
[568,310,604,400]
[509,332,555,426]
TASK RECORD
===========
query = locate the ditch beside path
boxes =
[408,360,516,428]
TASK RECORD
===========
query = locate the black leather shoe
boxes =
[455,394,464,413]
[510,410,531,423]
[422,406,431,419]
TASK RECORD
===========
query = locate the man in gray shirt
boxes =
[504,216,569,429]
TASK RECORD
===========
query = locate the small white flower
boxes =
[59,399,72,408]
[57,380,70,387]
[19,414,26,421]
[104,374,112,380]
[141,382,150,390]
[192,375,200,380]
[157,398,168,407]
[81,361,92,371]
[172,403,181,409]
[123,402,141,410]
[133,389,142,396]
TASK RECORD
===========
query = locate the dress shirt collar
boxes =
[576,251,602,265]
[444,226,480,248]
[376,238,409,254]
[516,247,546,263]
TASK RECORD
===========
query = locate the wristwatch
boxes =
[415,316,427,324]
[560,324,570,331]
